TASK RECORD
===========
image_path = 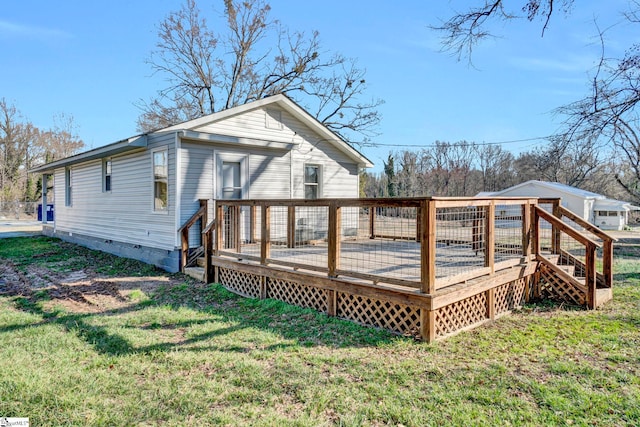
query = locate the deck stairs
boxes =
[183,247,206,282]
[537,251,612,308]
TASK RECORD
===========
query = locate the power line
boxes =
[370,135,554,148]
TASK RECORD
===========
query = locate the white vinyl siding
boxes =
[52,133,177,250]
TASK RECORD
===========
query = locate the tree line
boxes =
[360,138,635,203]
[0,99,84,203]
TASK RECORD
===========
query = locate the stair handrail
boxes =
[200,219,216,283]
[178,200,208,271]
[556,205,618,243]
[534,206,601,248]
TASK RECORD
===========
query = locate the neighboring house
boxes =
[30,94,373,271]
[480,180,640,230]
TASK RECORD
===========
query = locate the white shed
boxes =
[480,180,639,231]
[30,94,373,271]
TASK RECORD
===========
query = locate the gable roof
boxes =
[31,94,373,173]
[481,180,640,211]
[488,180,604,199]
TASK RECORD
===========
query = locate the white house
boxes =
[480,180,639,231]
[30,94,373,271]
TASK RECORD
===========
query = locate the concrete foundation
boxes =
[42,225,181,272]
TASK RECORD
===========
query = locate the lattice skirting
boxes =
[434,276,531,338]
[494,277,528,315]
[336,293,420,336]
[268,278,328,312]
[435,292,486,337]
[215,264,535,341]
[218,267,262,298]
[537,263,586,306]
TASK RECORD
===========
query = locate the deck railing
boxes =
[212,197,538,293]
[534,200,615,308]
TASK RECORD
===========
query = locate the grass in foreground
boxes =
[0,236,639,426]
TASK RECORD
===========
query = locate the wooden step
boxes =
[184,266,205,282]
[196,257,206,268]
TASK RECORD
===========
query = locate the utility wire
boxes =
[369,135,554,148]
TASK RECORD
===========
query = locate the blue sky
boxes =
[1,0,636,172]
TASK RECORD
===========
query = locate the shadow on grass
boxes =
[1,253,398,357]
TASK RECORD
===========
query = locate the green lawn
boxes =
[0,236,639,426]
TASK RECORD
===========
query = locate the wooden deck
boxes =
[180,197,615,342]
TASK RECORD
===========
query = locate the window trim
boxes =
[304,164,322,199]
[215,152,249,200]
[152,148,169,213]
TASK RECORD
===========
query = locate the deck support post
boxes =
[180,228,189,272]
[420,199,436,294]
[249,205,257,244]
[369,207,375,239]
[287,205,296,248]
[260,276,267,300]
[485,201,495,274]
[261,205,271,265]
[486,288,495,320]
[215,203,223,256]
[586,242,596,309]
[522,201,532,258]
[551,199,561,254]
[603,239,613,288]
[328,202,341,277]
[233,205,242,252]
[327,289,337,316]
[420,309,436,343]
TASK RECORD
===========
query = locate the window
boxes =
[65,167,72,206]
[221,161,242,199]
[153,150,168,211]
[103,159,112,192]
[304,165,321,199]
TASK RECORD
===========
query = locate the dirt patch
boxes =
[0,259,178,313]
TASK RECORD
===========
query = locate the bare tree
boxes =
[139,0,383,146]
[476,144,516,192]
[434,1,640,202]
[0,100,84,202]
[432,0,575,62]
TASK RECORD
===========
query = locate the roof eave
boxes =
[29,135,148,174]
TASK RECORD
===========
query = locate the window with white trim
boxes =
[103,159,112,192]
[153,150,168,211]
[65,167,72,206]
[304,164,321,199]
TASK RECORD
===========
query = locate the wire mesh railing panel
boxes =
[435,207,486,278]
[536,203,555,252]
[240,206,262,257]
[494,204,524,263]
[559,215,604,275]
[557,232,588,286]
[339,206,420,282]
[371,206,418,240]
[221,205,240,252]
[268,205,329,269]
